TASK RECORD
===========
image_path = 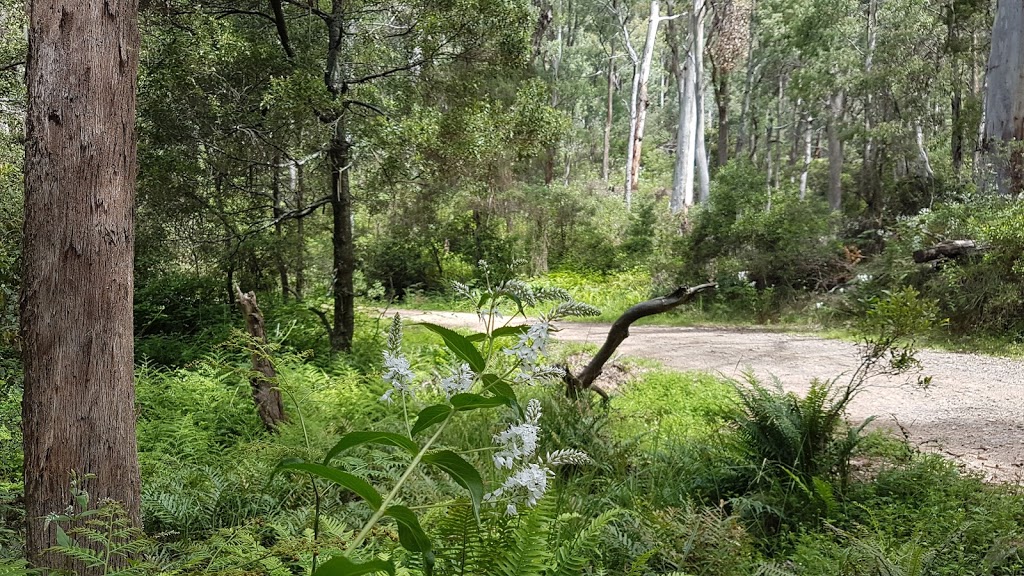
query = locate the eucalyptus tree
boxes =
[21,0,141,572]
[982,0,1024,195]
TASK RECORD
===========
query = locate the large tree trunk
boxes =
[982,0,1024,196]
[293,160,306,300]
[21,0,142,571]
[629,0,663,196]
[272,157,291,301]
[714,66,729,168]
[235,288,288,429]
[667,5,696,213]
[799,111,813,199]
[827,89,845,211]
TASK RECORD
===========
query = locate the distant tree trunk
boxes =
[21,0,142,571]
[692,0,710,203]
[982,0,1024,196]
[799,112,813,199]
[629,0,663,196]
[668,6,697,214]
[949,3,964,175]
[602,50,615,183]
[827,89,845,211]
[916,122,935,179]
[860,0,878,202]
[623,22,640,208]
[272,157,290,301]
[293,161,306,300]
[734,12,756,158]
[714,65,730,168]
[329,116,355,352]
[236,288,288,430]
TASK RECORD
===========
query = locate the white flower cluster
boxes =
[439,363,474,398]
[380,350,416,404]
[505,320,551,383]
[485,399,589,516]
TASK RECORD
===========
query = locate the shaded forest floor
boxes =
[398,309,1024,482]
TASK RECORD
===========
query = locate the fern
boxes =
[490,497,554,576]
[0,559,38,576]
[551,508,621,576]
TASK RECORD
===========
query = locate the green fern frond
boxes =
[490,497,555,576]
[551,508,622,576]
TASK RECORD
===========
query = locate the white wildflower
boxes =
[386,314,403,352]
[815,302,824,309]
[506,320,551,382]
[485,463,550,515]
[737,270,749,281]
[492,399,542,469]
[439,363,474,398]
[543,449,591,467]
[380,350,416,403]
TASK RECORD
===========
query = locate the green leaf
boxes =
[55,525,72,548]
[313,555,395,576]
[417,323,486,372]
[422,450,484,520]
[276,460,383,510]
[411,404,453,436]
[323,432,419,464]
[384,505,433,553]
[450,393,509,411]
[466,324,529,343]
[480,373,517,402]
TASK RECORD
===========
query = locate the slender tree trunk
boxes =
[692,0,710,203]
[602,50,615,183]
[293,161,306,300]
[667,6,691,214]
[21,0,141,571]
[861,0,878,204]
[272,157,290,301]
[629,0,663,195]
[714,66,730,168]
[982,0,1024,195]
[827,89,845,211]
[735,11,756,158]
[799,112,812,199]
[916,122,935,179]
[329,117,355,352]
[949,4,964,175]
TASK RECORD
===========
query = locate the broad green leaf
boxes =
[276,460,383,510]
[422,450,484,519]
[450,393,509,411]
[314,555,395,576]
[323,432,419,464]
[411,404,453,436]
[466,324,529,343]
[384,505,432,552]
[55,525,72,548]
[480,373,517,402]
[417,323,485,372]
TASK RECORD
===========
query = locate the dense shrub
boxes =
[671,161,847,316]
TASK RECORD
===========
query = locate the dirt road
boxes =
[397,310,1024,482]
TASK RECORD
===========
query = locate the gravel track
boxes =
[397,309,1024,482]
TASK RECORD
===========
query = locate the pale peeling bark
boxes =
[827,89,845,211]
[628,0,663,196]
[21,0,142,571]
[982,0,1024,195]
[692,0,710,203]
[799,112,813,199]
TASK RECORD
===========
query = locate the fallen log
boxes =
[912,240,981,263]
[564,282,718,399]
[236,287,288,430]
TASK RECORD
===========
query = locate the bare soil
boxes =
[396,309,1024,482]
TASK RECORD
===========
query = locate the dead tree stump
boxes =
[235,287,288,430]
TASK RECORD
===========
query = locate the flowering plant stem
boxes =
[345,410,456,554]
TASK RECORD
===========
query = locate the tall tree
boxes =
[21,0,141,572]
[982,0,1024,195]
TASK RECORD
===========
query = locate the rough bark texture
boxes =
[564,283,717,398]
[982,0,1024,195]
[235,288,288,429]
[21,0,142,571]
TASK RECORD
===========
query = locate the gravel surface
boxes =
[397,309,1024,482]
